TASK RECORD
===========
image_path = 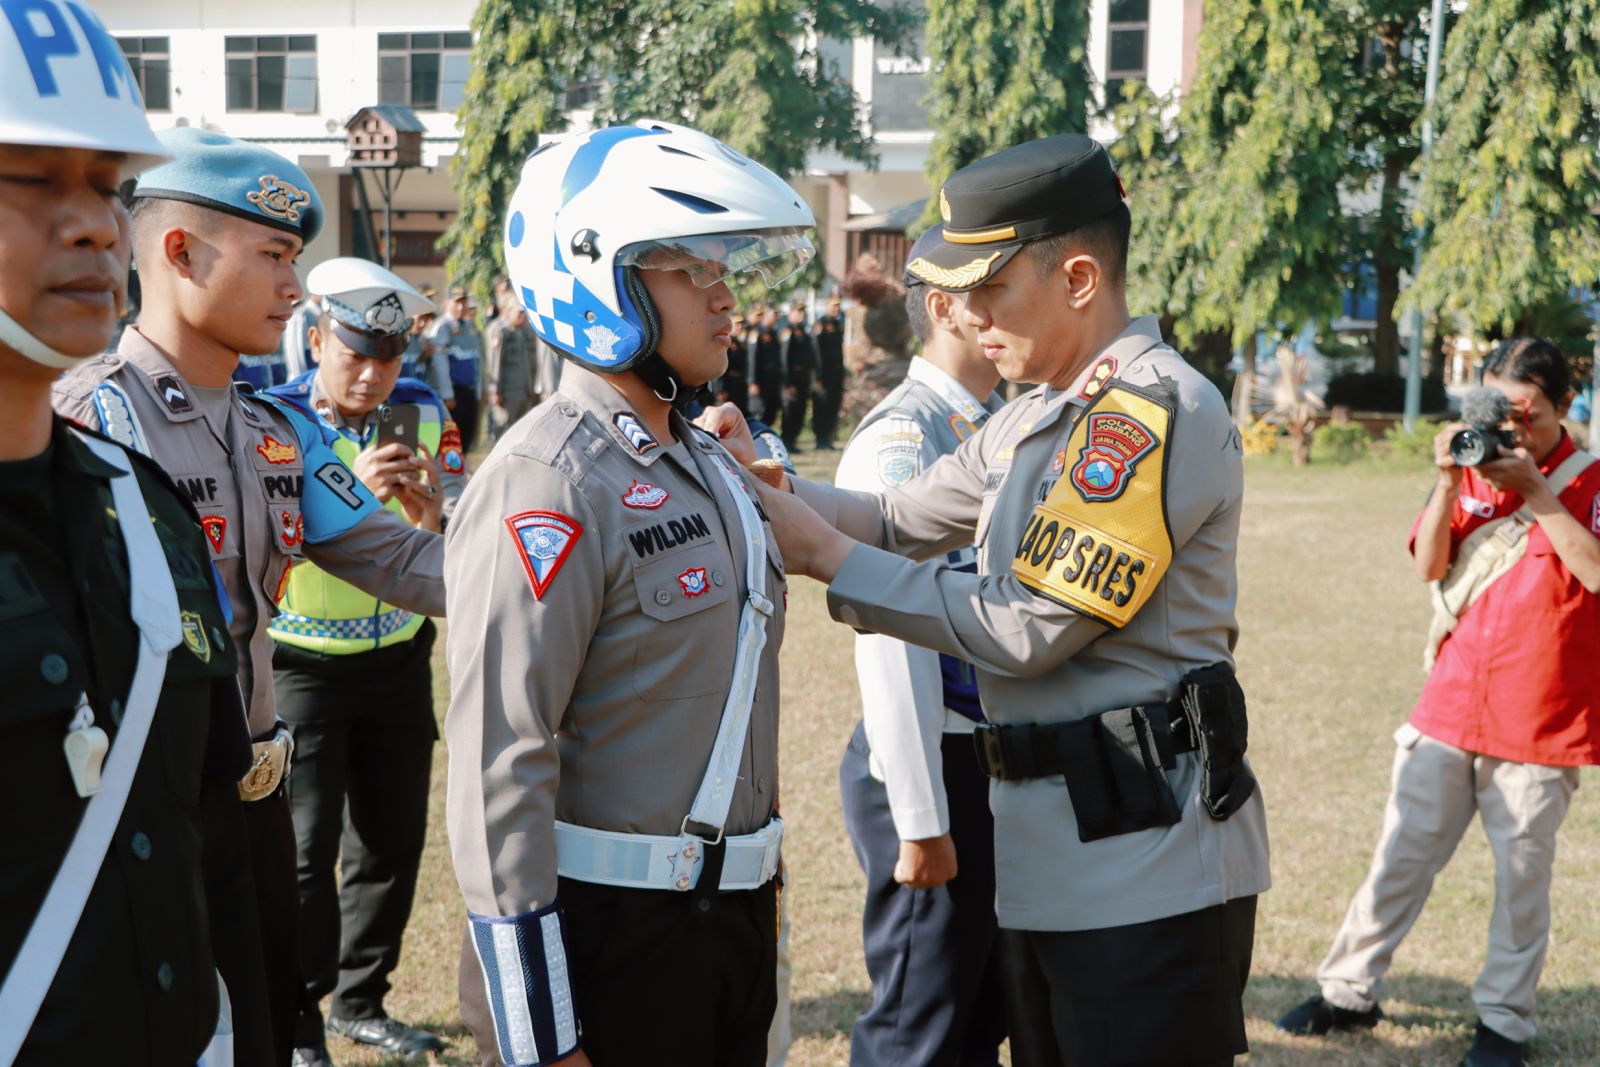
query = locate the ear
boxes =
[1059,253,1102,311]
[926,288,961,334]
[161,226,195,277]
[308,324,324,360]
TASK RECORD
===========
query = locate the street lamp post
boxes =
[1404,0,1448,430]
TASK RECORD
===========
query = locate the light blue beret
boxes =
[133,127,324,243]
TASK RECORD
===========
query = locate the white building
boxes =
[97,0,1203,291]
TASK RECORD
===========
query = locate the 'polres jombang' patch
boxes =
[1070,410,1157,503]
[505,510,583,599]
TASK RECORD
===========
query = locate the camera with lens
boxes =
[1448,388,1517,467]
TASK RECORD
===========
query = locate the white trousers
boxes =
[1317,724,1580,1043]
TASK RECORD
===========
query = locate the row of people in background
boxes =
[722,298,846,451]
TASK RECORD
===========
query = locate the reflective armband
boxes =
[467,903,579,1066]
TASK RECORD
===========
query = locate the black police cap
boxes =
[906,133,1126,292]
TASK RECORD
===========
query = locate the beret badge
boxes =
[248,175,312,224]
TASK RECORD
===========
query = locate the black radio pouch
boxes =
[1061,707,1183,843]
[1179,663,1256,820]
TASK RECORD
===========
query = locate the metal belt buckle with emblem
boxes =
[238,722,295,802]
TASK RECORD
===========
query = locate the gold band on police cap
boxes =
[942,224,1019,245]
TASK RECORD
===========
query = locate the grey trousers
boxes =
[1317,724,1580,1042]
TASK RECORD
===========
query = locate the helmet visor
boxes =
[618,230,815,290]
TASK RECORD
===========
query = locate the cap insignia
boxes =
[248,175,312,224]
[906,251,1003,290]
[365,293,408,333]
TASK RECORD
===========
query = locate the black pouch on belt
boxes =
[1061,707,1183,843]
[1179,662,1257,820]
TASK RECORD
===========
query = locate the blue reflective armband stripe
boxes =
[468,904,579,1067]
[256,395,379,542]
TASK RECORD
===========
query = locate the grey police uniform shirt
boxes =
[443,367,786,918]
[53,329,446,735]
[796,316,1271,932]
[834,356,1002,840]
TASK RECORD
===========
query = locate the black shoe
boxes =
[1462,1022,1526,1067]
[291,1045,334,1067]
[1275,994,1384,1036]
[327,1013,445,1055]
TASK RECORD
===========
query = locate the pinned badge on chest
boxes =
[63,694,109,798]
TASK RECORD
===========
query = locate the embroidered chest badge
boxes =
[279,510,304,549]
[621,480,669,509]
[179,611,212,663]
[505,510,583,599]
[677,566,709,598]
[439,423,465,474]
[1070,411,1157,503]
[257,435,298,465]
[200,515,227,554]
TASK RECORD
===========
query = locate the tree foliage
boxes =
[444,0,914,297]
[1408,0,1600,334]
[918,0,1092,232]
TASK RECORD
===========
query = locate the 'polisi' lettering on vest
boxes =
[180,475,220,504]
[263,474,304,500]
[627,513,711,558]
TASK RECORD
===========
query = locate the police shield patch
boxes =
[506,510,583,599]
[1011,380,1174,629]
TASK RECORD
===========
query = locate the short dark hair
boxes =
[1480,336,1572,406]
[905,285,931,343]
[1025,203,1131,288]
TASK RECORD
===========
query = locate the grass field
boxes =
[323,447,1600,1066]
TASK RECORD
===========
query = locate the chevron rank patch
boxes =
[612,411,658,454]
[1011,380,1174,629]
[506,510,583,599]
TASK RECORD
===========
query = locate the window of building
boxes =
[1105,0,1149,106]
[225,36,318,113]
[378,32,472,112]
[562,74,606,111]
[118,37,171,111]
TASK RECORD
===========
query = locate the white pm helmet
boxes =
[0,0,170,369]
[502,120,815,389]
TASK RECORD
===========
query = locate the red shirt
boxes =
[1408,432,1600,766]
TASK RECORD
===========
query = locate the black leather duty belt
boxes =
[972,699,1197,783]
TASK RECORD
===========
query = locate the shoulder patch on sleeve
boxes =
[91,381,150,456]
[871,419,925,488]
[1011,380,1175,628]
[439,421,465,474]
[505,510,583,599]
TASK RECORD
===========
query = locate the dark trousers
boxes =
[242,786,305,1066]
[1003,895,1257,1067]
[756,358,783,424]
[454,389,481,455]
[815,360,844,448]
[275,625,437,1042]
[840,723,1007,1067]
[781,370,812,447]
[460,877,778,1066]
[201,776,277,1067]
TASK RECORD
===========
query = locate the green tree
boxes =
[1408,0,1600,335]
[918,0,1092,231]
[444,0,914,297]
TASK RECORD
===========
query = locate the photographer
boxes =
[1277,338,1600,1067]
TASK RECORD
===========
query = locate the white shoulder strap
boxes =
[0,433,180,1060]
[669,446,775,886]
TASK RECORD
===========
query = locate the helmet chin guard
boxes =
[503,121,815,379]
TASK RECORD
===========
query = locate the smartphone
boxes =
[376,403,421,454]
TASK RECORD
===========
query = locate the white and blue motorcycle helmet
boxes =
[503,120,815,394]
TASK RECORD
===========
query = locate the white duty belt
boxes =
[554,446,780,893]
[0,433,182,1062]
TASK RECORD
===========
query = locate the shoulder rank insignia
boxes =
[506,510,583,600]
[612,411,658,454]
[1077,356,1117,401]
[1011,380,1174,629]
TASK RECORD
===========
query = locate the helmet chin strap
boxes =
[632,351,710,413]
[0,305,90,370]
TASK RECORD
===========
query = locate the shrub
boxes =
[1325,373,1449,414]
[1381,418,1445,462]
[1241,419,1279,456]
[1312,422,1371,464]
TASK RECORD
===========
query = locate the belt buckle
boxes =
[974,723,1007,780]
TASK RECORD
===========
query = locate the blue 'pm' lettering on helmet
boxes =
[1,0,138,102]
